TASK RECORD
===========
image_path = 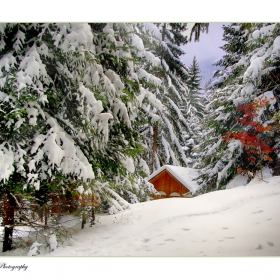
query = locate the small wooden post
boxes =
[3,192,16,252]
[90,207,95,227]
[81,211,86,229]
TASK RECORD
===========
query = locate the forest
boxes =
[0,23,279,254]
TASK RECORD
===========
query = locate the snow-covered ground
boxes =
[1,174,280,257]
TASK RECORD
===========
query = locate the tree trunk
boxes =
[258,146,263,181]
[44,205,48,226]
[3,192,16,252]
[37,207,43,223]
[81,211,86,229]
[151,126,158,171]
[162,23,166,41]
[273,159,280,175]
[90,207,95,227]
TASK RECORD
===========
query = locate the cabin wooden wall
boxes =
[149,170,189,199]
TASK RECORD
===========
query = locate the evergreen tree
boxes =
[187,56,201,92]
[0,22,210,251]
[185,56,205,120]
[189,23,209,42]
[201,77,215,102]
[180,56,205,165]
[0,23,160,251]
[135,23,209,172]
[195,23,280,193]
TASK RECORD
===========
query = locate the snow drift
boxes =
[2,175,280,257]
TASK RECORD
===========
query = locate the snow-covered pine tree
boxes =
[135,23,209,172]
[187,56,202,92]
[0,21,211,251]
[130,23,187,172]
[0,23,101,250]
[200,77,215,104]
[154,23,191,169]
[195,23,280,193]
[87,23,160,210]
[181,56,205,164]
[0,23,161,250]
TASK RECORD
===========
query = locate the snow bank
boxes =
[12,175,279,257]
[226,174,248,189]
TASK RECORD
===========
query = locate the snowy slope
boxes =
[1,175,279,257]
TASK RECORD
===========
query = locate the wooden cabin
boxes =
[148,165,199,199]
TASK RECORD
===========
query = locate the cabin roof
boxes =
[148,165,201,194]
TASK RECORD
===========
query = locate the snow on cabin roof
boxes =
[148,165,201,194]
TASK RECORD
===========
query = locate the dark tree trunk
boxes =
[162,23,166,41]
[44,205,48,226]
[90,207,95,227]
[81,212,86,229]
[152,126,158,152]
[273,159,280,175]
[151,126,158,170]
[3,192,16,252]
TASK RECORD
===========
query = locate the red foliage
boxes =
[256,125,271,133]
[222,98,275,175]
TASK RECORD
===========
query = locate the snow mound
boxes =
[1,176,280,257]
[18,175,280,257]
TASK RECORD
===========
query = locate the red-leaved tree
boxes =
[222,97,275,180]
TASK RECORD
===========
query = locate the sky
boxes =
[181,23,228,87]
